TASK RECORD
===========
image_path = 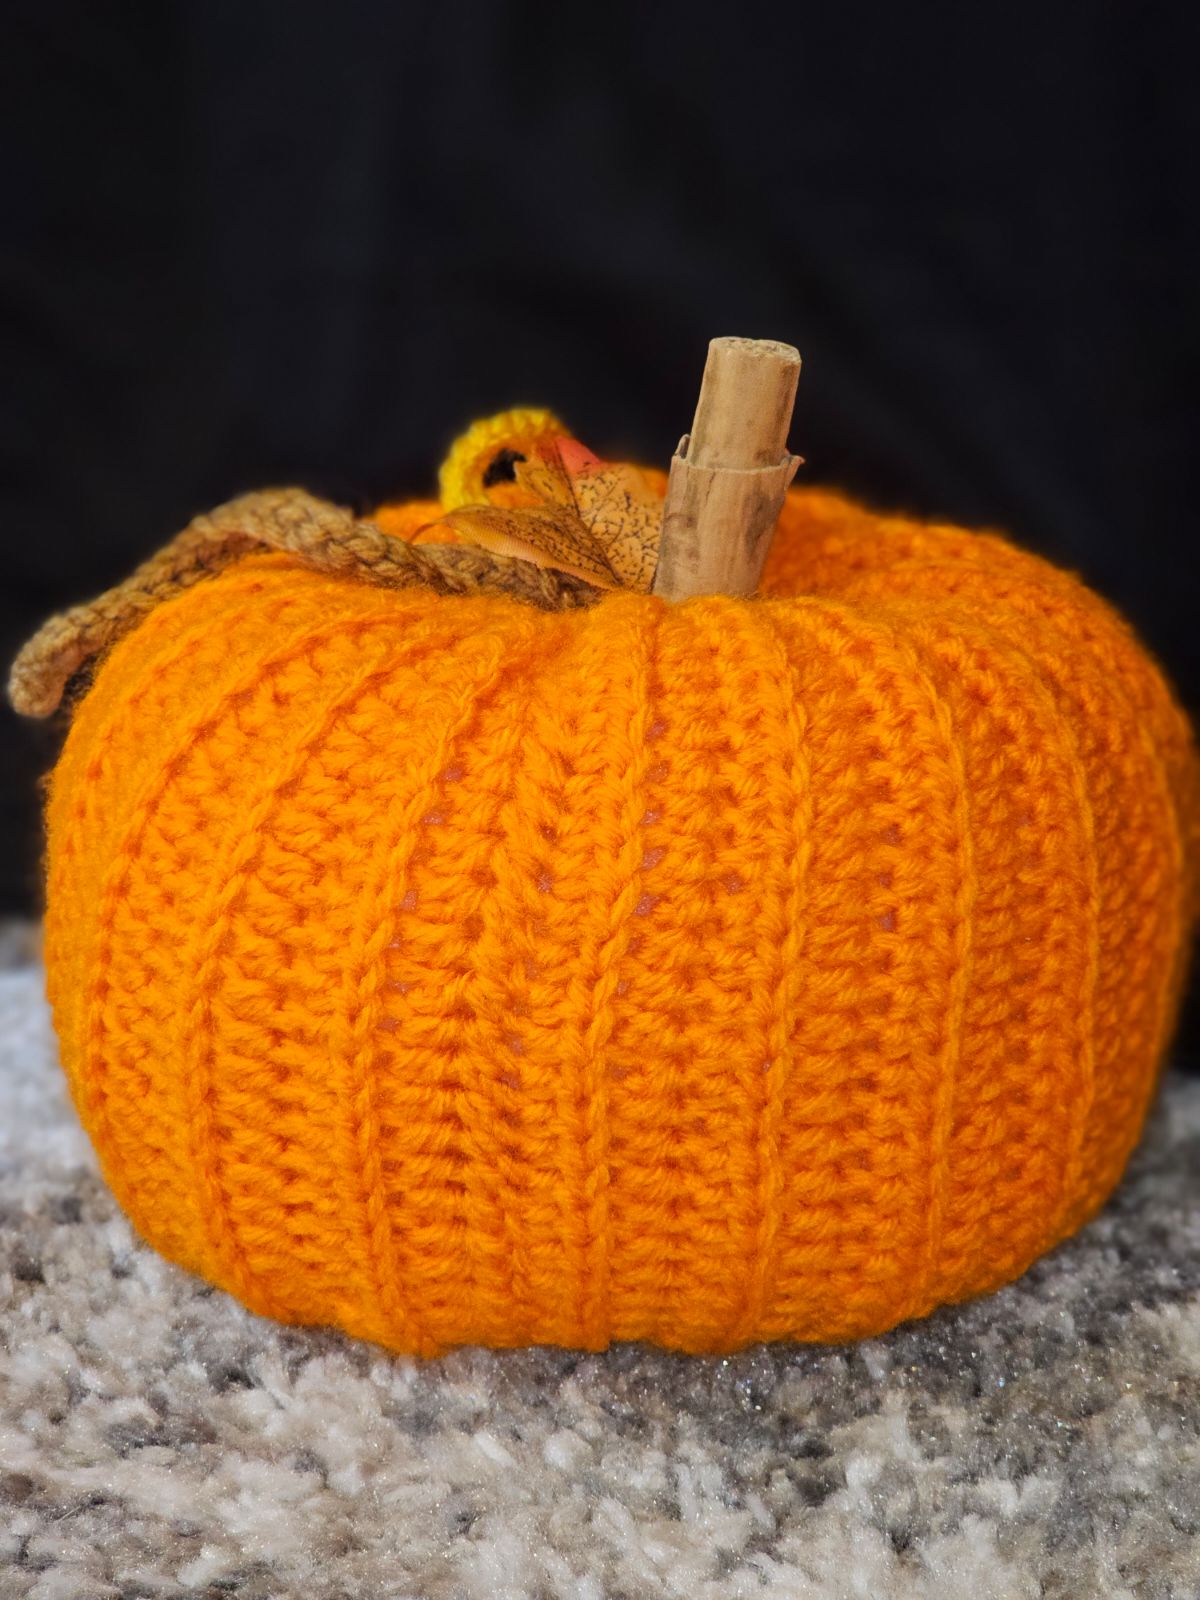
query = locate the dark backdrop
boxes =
[3,3,1198,1044]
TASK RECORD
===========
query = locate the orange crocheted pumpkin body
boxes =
[43,484,1200,1356]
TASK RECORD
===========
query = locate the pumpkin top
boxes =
[11,334,805,717]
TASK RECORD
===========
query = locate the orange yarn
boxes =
[41,427,1200,1356]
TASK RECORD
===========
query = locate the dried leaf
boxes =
[421,435,663,593]
[437,504,619,586]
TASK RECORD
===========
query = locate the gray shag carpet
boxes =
[2,927,1200,1600]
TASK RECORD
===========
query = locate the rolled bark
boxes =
[652,336,801,601]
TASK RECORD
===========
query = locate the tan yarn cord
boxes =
[8,488,599,719]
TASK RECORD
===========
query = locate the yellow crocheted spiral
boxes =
[437,408,565,510]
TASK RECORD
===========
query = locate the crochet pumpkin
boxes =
[11,358,1200,1357]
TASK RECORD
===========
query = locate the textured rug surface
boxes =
[2,933,1200,1600]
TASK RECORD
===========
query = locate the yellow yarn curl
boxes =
[437,408,565,510]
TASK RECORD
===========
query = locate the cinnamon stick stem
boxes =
[652,336,801,601]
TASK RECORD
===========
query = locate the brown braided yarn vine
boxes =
[8,487,600,720]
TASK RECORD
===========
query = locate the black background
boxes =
[3,3,1198,1047]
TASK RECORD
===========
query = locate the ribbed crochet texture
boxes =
[42,445,1200,1356]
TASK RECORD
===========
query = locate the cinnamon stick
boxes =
[652,336,801,601]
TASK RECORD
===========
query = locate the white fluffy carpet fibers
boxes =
[2,939,1200,1599]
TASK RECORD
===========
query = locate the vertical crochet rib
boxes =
[42,483,1200,1355]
